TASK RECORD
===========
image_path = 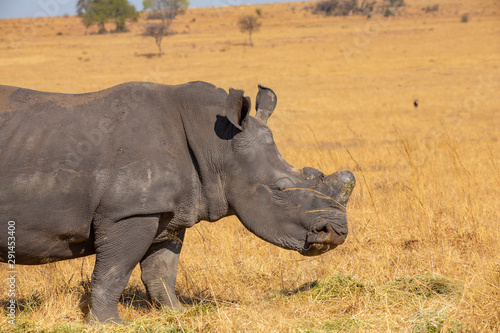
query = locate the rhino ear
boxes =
[255,85,277,124]
[226,88,251,131]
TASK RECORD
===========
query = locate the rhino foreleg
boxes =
[140,229,185,309]
[88,215,160,324]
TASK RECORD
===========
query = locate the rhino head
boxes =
[223,86,355,256]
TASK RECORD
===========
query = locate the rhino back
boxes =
[0,82,213,263]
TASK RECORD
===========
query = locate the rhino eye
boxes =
[275,177,295,191]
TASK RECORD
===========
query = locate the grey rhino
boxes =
[0,82,355,323]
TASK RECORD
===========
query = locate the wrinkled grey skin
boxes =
[0,82,355,323]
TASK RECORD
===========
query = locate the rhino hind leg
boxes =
[140,229,185,309]
[88,215,160,324]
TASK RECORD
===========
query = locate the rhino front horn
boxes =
[324,171,356,207]
[255,85,277,124]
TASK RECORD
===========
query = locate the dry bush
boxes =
[424,4,440,13]
[311,0,376,17]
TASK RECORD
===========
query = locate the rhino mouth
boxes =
[301,242,339,256]
[301,225,347,256]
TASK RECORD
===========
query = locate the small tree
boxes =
[144,23,171,56]
[238,15,261,47]
[142,0,188,56]
[79,0,109,33]
[78,0,138,33]
[112,0,139,31]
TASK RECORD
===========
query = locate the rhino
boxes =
[0,82,355,323]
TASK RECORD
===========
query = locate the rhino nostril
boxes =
[317,226,329,234]
[316,224,335,236]
[309,224,346,245]
[309,225,332,243]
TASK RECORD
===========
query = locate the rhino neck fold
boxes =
[185,138,230,222]
[178,103,232,223]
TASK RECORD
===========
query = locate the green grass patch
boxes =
[299,317,375,332]
[285,273,465,332]
[299,273,461,301]
[12,315,191,332]
[310,274,374,299]
[388,274,461,298]
[9,322,87,333]
[410,308,465,333]
[10,322,189,333]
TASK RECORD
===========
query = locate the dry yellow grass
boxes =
[0,0,499,331]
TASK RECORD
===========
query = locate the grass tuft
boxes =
[389,274,462,298]
[410,308,465,333]
[311,274,373,299]
[299,317,373,332]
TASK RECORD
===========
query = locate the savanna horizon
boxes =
[0,0,499,331]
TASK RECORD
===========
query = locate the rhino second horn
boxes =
[324,171,356,207]
[255,85,277,124]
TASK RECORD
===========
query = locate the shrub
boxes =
[312,0,339,16]
[423,4,439,13]
[386,0,405,8]
[311,0,375,17]
[336,0,358,16]
[381,0,405,16]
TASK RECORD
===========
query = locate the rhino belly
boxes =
[0,189,96,264]
[0,227,96,265]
